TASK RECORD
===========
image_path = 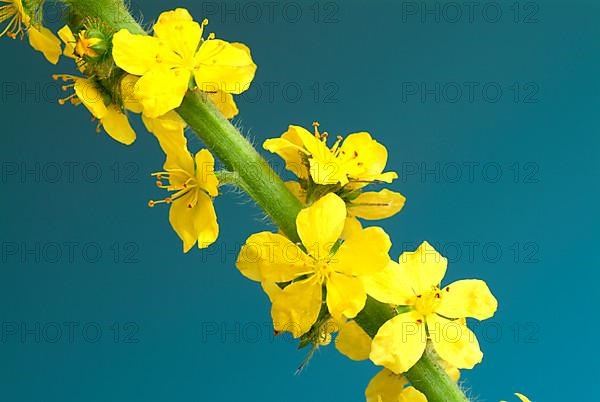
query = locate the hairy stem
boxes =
[60,1,471,400]
[177,92,303,241]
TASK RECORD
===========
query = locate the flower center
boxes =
[414,287,443,316]
[148,169,199,209]
[314,260,333,283]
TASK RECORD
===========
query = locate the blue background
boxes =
[1,0,598,401]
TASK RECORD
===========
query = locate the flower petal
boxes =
[332,226,391,276]
[263,125,310,179]
[362,260,414,305]
[398,241,447,294]
[335,320,371,361]
[74,78,106,119]
[136,66,190,118]
[339,132,396,188]
[57,25,76,58]
[284,181,306,204]
[120,74,143,113]
[236,232,313,283]
[206,90,239,119]
[293,126,346,185]
[365,369,409,402]
[426,314,483,369]
[340,216,362,240]
[101,105,136,145]
[194,39,257,94]
[398,387,427,402]
[326,272,366,319]
[145,113,194,173]
[112,29,163,75]
[271,276,322,337]
[515,393,532,402]
[296,193,346,260]
[168,192,199,252]
[349,189,406,220]
[153,8,202,60]
[28,26,61,64]
[168,190,219,252]
[370,311,427,374]
[191,190,219,249]
[437,279,498,320]
[194,149,219,197]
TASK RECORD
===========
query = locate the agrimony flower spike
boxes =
[112,8,256,118]
[0,0,61,63]
[368,241,498,373]
[236,193,391,337]
[149,127,219,253]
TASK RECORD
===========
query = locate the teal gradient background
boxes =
[1,0,598,400]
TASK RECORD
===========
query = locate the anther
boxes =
[312,121,320,137]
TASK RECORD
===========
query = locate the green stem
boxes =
[60,1,471,401]
[61,0,145,34]
[177,92,303,242]
[356,298,469,402]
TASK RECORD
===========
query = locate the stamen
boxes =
[52,74,78,82]
[58,93,77,105]
[312,121,320,138]
[147,197,173,208]
[330,135,343,153]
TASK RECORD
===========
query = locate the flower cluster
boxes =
[265,122,407,237]
[47,8,257,252]
[232,119,504,400]
[2,2,534,401]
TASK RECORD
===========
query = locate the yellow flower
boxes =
[334,317,461,384]
[119,73,189,141]
[343,189,406,238]
[52,74,136,145]
[57,25,104,62]
[264,123,398,187]
[236,193,391,337]
[1,0,61,64]
[365,369,426,402]
[347,190,406,221]
[368,241,498,373]
[501,393,532,402]
[334,319,372,361]
[148,127,219,253]
[112,8,256,118]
